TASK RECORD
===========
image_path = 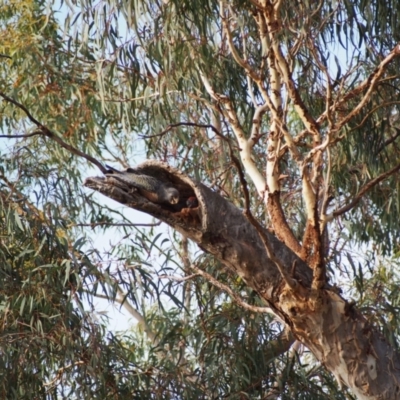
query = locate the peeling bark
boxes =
[267,192,302,257]
[85,160,400,399]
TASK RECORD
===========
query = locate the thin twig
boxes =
[190,264,273,314]
[70,221,161,228]
[0,92,106,173]
[264,12,320,139]
[326,44,400,130]
[327,161,400,220]
[139,122,221,139]
[86,288,158,343]
[377,127,400,154]
[220,3,261,82]
[158,274,199,282]
[0,130,44,139]
[43,361,86,387]
[103,90,179,103]
[333,44,400,130]
[347,101,400,135]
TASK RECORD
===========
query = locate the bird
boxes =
[186,196,198,208]
[105,165,180,205]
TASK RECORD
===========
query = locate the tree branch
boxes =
[331,44,400,130]
[69,221,161,228]
[198,73,268,198]
[0,92,106,173]
[377,127,400,153]
[139,122,221,139]
[158,273,199,283]
[263,11,320,139]
[89,288,158,343]
[0,130,44,139]
[230,150,302,291]
[327,161,400,220]
[219,3,261,83]
[190,264,274,315]
[85,160,400,398]
[335,47,400,130]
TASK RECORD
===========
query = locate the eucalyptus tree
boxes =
[1,0,400,398]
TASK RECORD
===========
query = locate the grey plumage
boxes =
[105,165,180,205]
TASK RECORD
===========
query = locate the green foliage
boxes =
[0,0,400,398]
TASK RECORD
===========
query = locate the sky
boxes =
[4,0,358,335]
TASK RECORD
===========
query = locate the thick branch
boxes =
[85,160,400,399]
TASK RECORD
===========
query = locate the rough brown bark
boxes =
[267,191,302,257]
[85,160,400,399]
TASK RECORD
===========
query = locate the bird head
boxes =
[186,196,198,208]
[167,188,180,204]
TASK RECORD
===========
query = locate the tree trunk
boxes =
[85,160,400,399]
